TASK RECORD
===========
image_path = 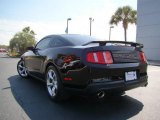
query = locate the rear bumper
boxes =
[64,75,148,95]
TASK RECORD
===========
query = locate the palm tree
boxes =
[110,6,137,42]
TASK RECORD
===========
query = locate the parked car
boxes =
[17,34,148,101]
[0,48,7,52]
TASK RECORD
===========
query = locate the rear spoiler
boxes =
[82,41,144,48]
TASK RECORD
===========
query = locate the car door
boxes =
[25,37,51,79]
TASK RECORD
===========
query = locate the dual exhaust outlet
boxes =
[97,91,105,99]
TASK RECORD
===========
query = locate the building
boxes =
[137,0,160,60]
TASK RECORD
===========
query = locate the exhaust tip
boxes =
[97,91,105,99]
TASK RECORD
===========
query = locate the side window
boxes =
[36,37,51,50]
[50,38,65,47]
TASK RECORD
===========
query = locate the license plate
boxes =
[125,71,137,81]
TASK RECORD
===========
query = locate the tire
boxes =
[46,66,68,101]
[17,60,29,78]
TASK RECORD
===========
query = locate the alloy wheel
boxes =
[46,69,58,97]
[17,60,28,77]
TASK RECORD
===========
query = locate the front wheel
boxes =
[17,60,29,78]
[46,66,69,101]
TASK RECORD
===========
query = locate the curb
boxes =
[148,61,160,66]
[148,63,160,66]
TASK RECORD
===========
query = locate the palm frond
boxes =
[109,5,137,41]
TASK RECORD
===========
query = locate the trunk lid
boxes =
[112,50,140,63]
[84,42,141,64]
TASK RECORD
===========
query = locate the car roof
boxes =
[43,34,98,46]
[44,34,92,38]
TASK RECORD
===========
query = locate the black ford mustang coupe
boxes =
[17,34,148,101]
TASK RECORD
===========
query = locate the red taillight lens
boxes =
[87,51,113,64]
[139,52,147,63]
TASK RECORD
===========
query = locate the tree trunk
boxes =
[124,28,127,42]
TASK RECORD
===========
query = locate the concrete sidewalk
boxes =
[148,60,160,66]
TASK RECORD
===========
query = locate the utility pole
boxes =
[66,18,72,34]
[89,17,94,36]
[109,26,114,41]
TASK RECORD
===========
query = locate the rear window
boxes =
[62,34,98,46]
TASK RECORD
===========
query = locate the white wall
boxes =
[137,0,160,60]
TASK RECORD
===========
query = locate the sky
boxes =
[0,0,137,45]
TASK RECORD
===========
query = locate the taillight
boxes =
[139,52,147,63]
[87,51,113,64]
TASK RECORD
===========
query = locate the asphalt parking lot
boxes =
[0,53,160,120]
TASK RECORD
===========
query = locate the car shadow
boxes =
[7,75,144,120]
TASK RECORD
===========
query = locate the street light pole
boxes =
[66,18,71,34]
[89,17,94,36]
[109,26,114,41]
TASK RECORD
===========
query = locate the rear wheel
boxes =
[46,66,68,101]
[17,60,29,78]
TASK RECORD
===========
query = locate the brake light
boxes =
[139,52,147,63]
[87,51,113,64]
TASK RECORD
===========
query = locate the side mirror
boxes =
[27,46,35,51]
